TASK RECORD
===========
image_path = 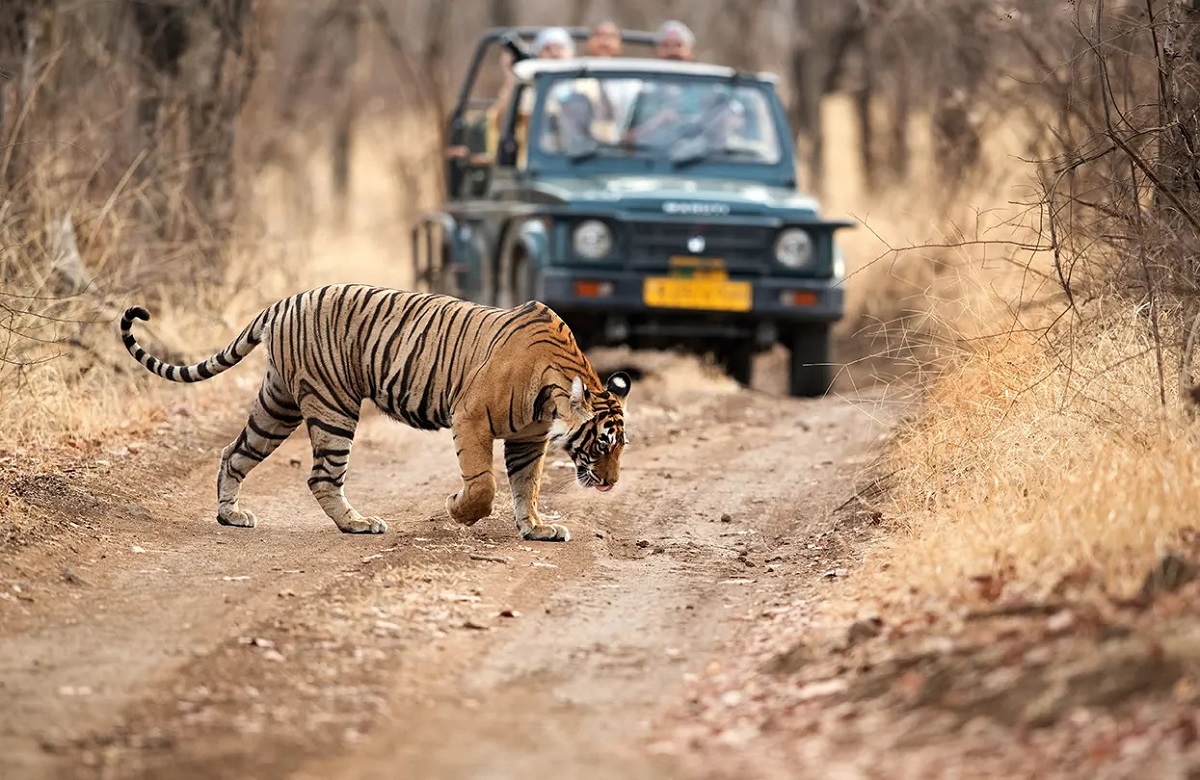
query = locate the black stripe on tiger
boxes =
[504,440,545,478]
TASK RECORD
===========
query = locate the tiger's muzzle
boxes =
[576,465,614,492]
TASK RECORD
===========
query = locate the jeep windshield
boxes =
[532,72,784,170]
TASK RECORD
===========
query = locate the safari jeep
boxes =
[411,27,855,397]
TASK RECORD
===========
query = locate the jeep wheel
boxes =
[787,325,833,398]
[716,346,754,388]
[430,244,453,295]
[512,254,536,305]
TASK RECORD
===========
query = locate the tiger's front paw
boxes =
[217,505,257,528]
[336,513,388,534]
[522,523,571,543]
[446,493,491,526]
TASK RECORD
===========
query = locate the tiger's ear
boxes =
[570,376,592,415]
[606,371,632,400]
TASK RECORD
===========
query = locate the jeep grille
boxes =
[628,223,776,273]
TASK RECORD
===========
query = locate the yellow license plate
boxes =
[643,277,752,312]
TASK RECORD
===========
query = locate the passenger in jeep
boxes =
[623,21,707,145]
[577,20,639,130]
[531,27,575,59]
[625,80,725,148]
[478,27,576,164]
[653,20,695,61]
[542,91,606,155]
[584,19,622,57]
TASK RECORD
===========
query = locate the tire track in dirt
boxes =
[0,357,897,780]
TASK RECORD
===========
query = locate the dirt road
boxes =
[0,352,895,779]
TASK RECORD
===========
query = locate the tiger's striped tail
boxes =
[119,305,267,383]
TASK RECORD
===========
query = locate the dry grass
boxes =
[0,112,441,456]
[816,94,1054,391]
[822,95,1200,607]
[875,316,1199,604]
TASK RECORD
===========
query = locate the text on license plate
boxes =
[643,277,752,312]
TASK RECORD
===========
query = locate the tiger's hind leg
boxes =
[446,421,497,526]
[504,436,569,542]
[217,368,303,528]
[299,394,387,534]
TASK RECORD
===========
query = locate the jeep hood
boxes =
[528,175,823,219]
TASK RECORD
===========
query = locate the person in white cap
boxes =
[654,20,694,61]
[532,26,575,59]
[484,27,579,164]
[496,26,574,120]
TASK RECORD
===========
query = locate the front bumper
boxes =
[538,267,844,346]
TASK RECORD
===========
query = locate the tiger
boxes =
[117,283,632,542]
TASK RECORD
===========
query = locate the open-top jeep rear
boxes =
[411,27,855,397]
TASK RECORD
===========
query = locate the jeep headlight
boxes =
[774,228,813,268]
[573,220,613,260]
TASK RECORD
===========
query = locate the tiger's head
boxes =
[550,371,632,492]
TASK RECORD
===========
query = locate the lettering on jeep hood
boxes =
[662,201,732,216]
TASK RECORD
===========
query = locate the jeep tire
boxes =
[512,254,536,305]
[715,346,754,388]
[787,325,833,398]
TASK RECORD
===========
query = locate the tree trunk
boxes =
[328,2,363,227]
[128,0,258,284]
[569,0,593,27]
[129,1,188,241]
[427,0,453,162]
[721,0,766,71]
[856,29,875,192]
[1157,0,1200,217]
[489,0,515,28]
[931,3,985,184]
[610,0,648,32]
[789,0,822,194]
[0,0,47,197]
[886,40,911,185]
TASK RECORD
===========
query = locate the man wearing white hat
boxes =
[484,27,576,162]
[654,20,695,61]
[531,27,575,59]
